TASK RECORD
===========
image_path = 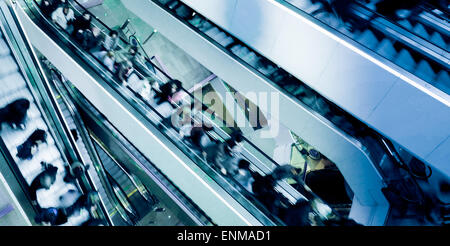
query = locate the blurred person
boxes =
[102,30,120,51]
[233,159,255,193]
[83,26,103,51]
[116,60,134,86]
[154,79,182,105]
[151,80,182,127]
[251,172,284,214]
[63,161,89,185]
[69,12,92,35]
[93,51,115,72]
[270,164,301,181]
[29,162,59,206]
[40,0,56,17]
[66,191,100,217]
[279,199,314,226]
[203,140,230,174]
[189,123,214,149]
[51,5,75,30]
[35,207,68,226]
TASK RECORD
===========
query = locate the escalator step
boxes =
[415,60,436,83]
[412,23,430,39]
[0,38,10,56]
[397,19,413,30]
[0,56,18,77]
[376,39,397,60]
[356,29,379,50]
[395,49,416,72]
[430,32,447,48]
[435,70,450,92]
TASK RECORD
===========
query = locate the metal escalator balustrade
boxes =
[0,1,110,226]
[17,0,354,225]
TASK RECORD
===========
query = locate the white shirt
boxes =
[51,7,75,30]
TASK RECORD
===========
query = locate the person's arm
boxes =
[51,8,58,22]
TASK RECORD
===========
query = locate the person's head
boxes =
[82,12,91,21]
[106,51,115,59]
[63,6,70,15]
[109,30,118,38]
[123,61,133,71]
[231,131,243,143]
[238,159,250,174]
[91,26,101,37]
[129,46,137,56]
[40,164,58,189]
[170,79,182,93]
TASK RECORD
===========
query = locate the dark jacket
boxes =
[70,16,91,35]
[35,207,68,225]
[28,164,58,202]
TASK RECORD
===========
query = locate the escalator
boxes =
[12,0,355,225]
[284,0,449,90]
[0,0,110,226]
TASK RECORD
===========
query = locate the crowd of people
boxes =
[0,96,103,226]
